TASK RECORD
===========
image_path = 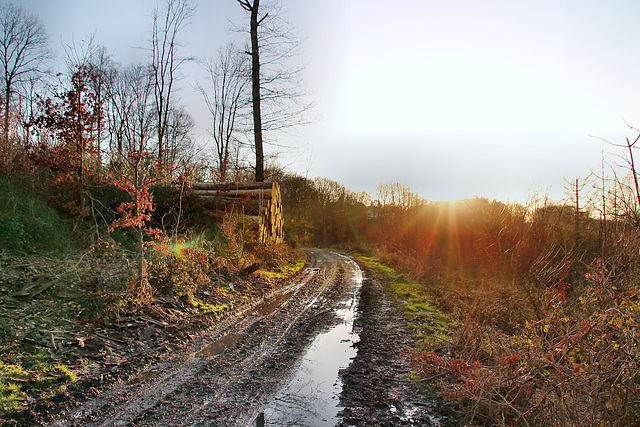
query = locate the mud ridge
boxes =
[337,266,453,426]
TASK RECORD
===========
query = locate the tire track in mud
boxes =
[51,250,450,426]
[51,249,351,427]
[336,270,449,426]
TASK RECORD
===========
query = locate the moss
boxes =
[259,257,306,285]
[0,377,26,413]
[191,300,231,313]
[0,362,29,412]
[352,253,453,350]
[0,355,77,413]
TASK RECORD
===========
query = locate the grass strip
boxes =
[351,254,453,350]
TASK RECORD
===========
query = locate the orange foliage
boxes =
[356,192,640,424]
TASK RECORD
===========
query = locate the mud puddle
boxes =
[259,258,363,426]
[254,290,295,316]
[198,332,247,356]
[197,285,304,358]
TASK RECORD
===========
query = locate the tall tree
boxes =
[63,36,115,169]
[16,71,42,147]
[106,63,155,160]
[37,65,102,215]
[85,45,115,167]
[197,43,249,181]
[237,0,310,182]
[164,104,194,167]
[151,0,195,169]
[237,0,265,182]
[0,3,50,163]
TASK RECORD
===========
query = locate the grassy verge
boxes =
[350,254,452,350]
[0,179,78,256]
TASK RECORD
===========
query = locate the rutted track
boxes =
[51,249,355,426]
[51,249,447,426]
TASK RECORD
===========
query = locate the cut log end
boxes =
[193,182,284,244]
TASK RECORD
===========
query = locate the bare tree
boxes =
[63,36,117,169]
[593,123,640,226]
[151,0,195,168]
[104,63,131,159]
[237,0,265,182]
[564,176,590,246]
[0,3,50,162]
[164,104,194,167]
[313,177,345,244]
[237,0,310,182]
[86,46,115,166]
[16,71,42,147]
[109,64,155,159]
[197,43,249,181]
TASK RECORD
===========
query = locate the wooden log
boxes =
[193,181,284,244]
[192,182,275,191]
[199,197,263,215]
[192,188,273,198]
[197,195,263,204]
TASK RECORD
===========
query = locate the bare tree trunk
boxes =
[575,178,579,245]
[238,0,265,182]
[3,85,9,161]
[0,4,50,166]
[601,155,607,259]
[151,0,194,172]
[626,135,640,212]
[198,44,248,182]
[249,0,264,182]
[77,86,86,215]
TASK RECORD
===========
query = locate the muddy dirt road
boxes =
[50,250,446,426]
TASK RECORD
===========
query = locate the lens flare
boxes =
[171,241,194,260]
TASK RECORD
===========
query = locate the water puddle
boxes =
[199,281,308,359]
[254,290,296,317]
[259,259,363,426]
[198,333,246,357]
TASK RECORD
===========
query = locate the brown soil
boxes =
[4,250,453,426]
[337,265,454,426]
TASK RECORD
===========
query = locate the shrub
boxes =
[412,259,640,426]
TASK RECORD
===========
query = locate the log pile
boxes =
[192,182,284,244]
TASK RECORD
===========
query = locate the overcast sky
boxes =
[18,0,640,202]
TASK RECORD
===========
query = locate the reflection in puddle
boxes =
[198,333,245,356]
[261,259,363,426]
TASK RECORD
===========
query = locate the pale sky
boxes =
[17,0,640,202]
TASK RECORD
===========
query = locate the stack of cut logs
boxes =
[192,182,284,244]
